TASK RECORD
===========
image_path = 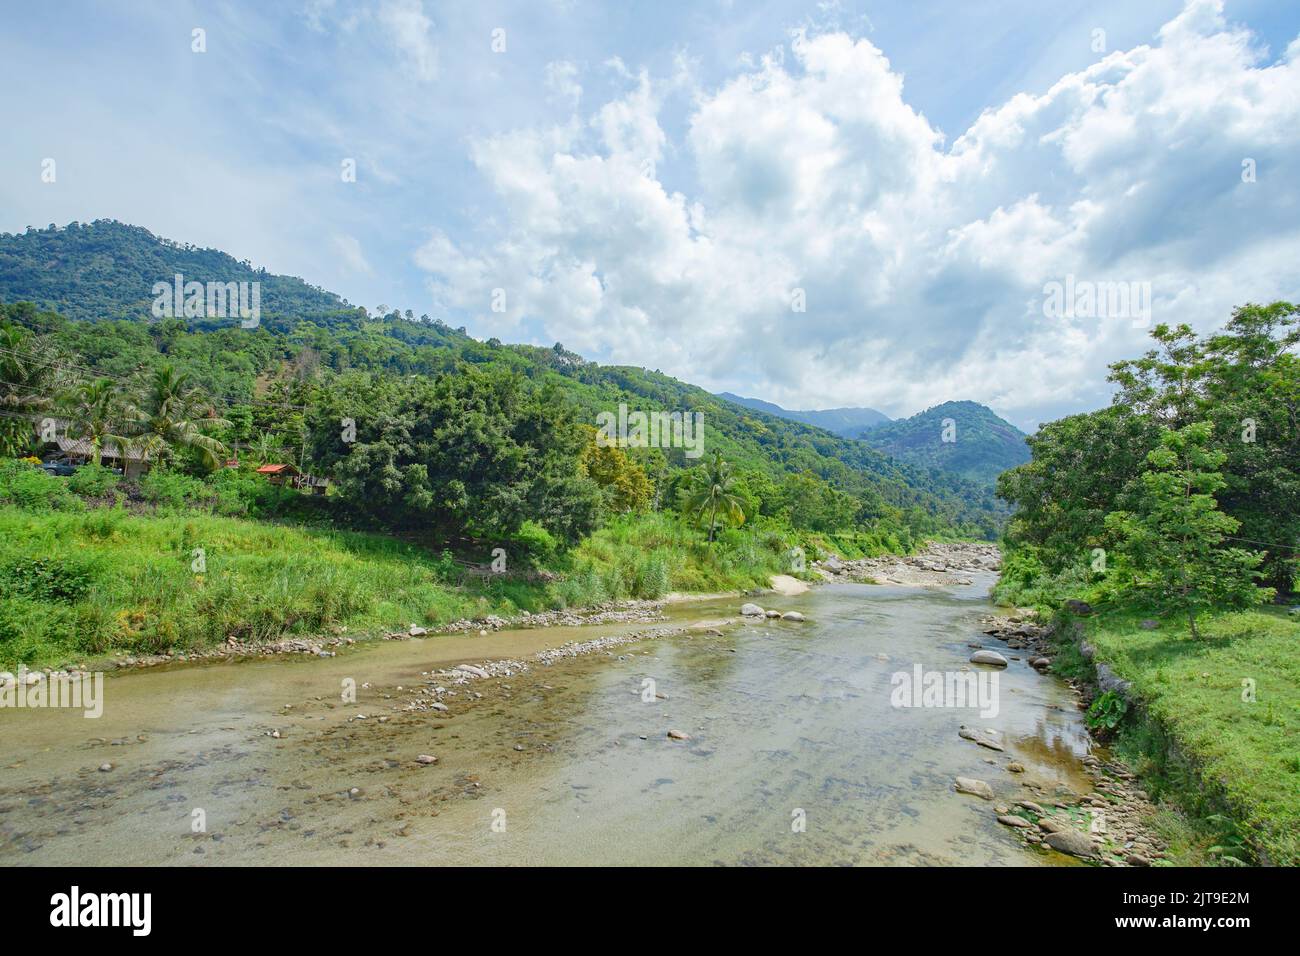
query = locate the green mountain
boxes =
[858,400,1029,486]
[0,221,1006,539]
[718,392,890,438]
[0,220,346,323]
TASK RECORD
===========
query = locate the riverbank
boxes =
[0,503,802,672]
[1043,606,1300,867]
[5,538,987,681]
[978,612,1169,865]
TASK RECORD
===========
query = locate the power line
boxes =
[1223,534,1300,553]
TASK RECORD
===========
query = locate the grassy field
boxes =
[1075,607,1300,866]
[0,498,810,670]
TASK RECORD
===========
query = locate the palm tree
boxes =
[123,365,230,471]
[681,452,746,545]
[61,378,130,467]
[0,324,63,457]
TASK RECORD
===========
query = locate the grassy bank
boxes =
[1049,607,1300,865]
[0,498,812,670]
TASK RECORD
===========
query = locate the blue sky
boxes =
[3,0,1298,429]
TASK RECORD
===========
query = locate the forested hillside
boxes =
[0,221,345,323]
[0,221,1004,540]
[859,400,1030,486]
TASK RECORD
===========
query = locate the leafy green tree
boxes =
[1110,306,1300,593]
[308,367,601,544]
[61,377,130,467]
[680,452,746,544]
[997,407,1160,571]
[579,432,653,514]
[1104,423,1272,637]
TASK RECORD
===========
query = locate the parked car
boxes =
[41,460,78,476]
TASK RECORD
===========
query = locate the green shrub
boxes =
[0,459,82,511]
[0,554,96,602]
[138,468,210,509]
[510,520,558,562]
[67,463,119,497]
[1085,690,1129,733]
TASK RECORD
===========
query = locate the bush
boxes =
[67,463,119,497]
[510,520,558,563]
[0,554,96,602]
[138,468,210,510]
[0,459,82,511]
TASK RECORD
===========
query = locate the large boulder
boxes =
[739,603,765,617]
[781,611,805,622]
[969,649,1009,667]
[1043,829,1097,859]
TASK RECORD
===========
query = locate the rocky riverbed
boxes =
[815,541,1001,587]
[974,611,1169,866]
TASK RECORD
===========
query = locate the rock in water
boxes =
[415,754,438,765]
[954,777,994,800]
[958,725,1005,751]
[1044,829,1097,858]
[666,729,691,741]
[739,603,765,617]
[998,814,1033,828]
[781,611,805,622]
[969,650,1009,667]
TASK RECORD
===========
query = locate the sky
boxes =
[2,0,1298,431]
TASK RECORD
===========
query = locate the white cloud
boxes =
[413,0,1300,426]
[377,0,437,82]
[545,60,582,109]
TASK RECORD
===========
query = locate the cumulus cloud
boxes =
[414,0,1300,427]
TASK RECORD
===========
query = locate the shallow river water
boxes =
[0,575,1094,865]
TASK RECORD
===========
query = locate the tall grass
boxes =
[0,505,816,668]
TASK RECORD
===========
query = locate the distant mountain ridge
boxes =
[858,400,1030,486]
[718,392,890,438]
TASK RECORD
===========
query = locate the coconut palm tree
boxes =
[681,451,746,545]
[123,364,230,471]
[0,324,63,457]
[61,377,130,467]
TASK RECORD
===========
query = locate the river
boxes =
[0,574,1094,865]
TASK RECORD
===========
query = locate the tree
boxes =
[307,367,601,544]
[61,377,129,467]
[0,323,63,457]
[579,433,653,514]
[124,364,230,472]
[680,452,746,545]
[1104,423,1273,637]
